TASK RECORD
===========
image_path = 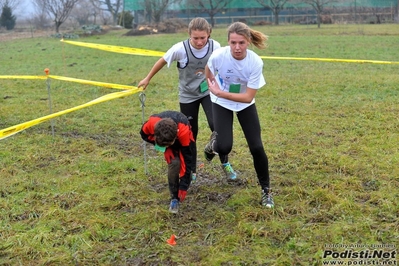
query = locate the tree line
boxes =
[1,0,398,32]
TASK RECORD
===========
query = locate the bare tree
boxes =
[255,0,290,25]
[0,0,20,10]
[90,0,122,25]
[100,10,112,25]
[370,6,382,24]
[31,0,51,29]
[72,0,95,25]
[397,0,399,22]
[34,0,80,32]
[300,0,341,28]
[187,0,229,27]
[137,0,180,24]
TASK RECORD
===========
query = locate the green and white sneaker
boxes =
[191,173,197,183]
[261,188,274,208]
[222,162,237,180]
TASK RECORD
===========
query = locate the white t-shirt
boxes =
[207,46,266,112]
[163,40,221,68]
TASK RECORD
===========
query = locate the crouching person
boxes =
[140,111,195,214]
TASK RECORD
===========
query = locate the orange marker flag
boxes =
[166,234,176,246]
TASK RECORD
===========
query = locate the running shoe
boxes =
[222,162,237,180]
[204,131,218,162]
[261,189,274,208]
[169,199,179,214]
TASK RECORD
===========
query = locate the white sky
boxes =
[15,0,35,19]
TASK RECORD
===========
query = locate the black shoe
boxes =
[204,131,217,162]
[261,188,274,208]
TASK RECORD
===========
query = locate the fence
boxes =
[126,0,399,25]
[197,12,396,25]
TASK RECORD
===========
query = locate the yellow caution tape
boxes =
[61,39,399,65]
[0,75,137,90]
[61,39,165,57]
[259,56,399,65]
[0,88,142,140]
[0,75,47,80]
[48,75,137,90]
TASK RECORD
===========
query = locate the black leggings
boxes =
[180,95,227,173]
[168,157,180,200]
[212,103,270,189]
[180,96,213,174]
[180,95,214,140]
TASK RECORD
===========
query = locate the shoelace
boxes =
[262,193,268,202]
[262,193,273,201]
[224,164,234,173]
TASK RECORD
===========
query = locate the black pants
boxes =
[180,95,228,172]
[212,103,270,189]
[168,156,180,200]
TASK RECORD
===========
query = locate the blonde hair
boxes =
[188,17,212,35]
[227,22,268,49]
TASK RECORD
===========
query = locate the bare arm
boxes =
[205,64,215,81]
[137,58,168,89]
[205,65,257,104]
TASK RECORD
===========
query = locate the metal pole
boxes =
[139,92,148,175]
[355,0,357,23]
[44,68,55,137]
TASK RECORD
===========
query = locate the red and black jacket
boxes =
[140,111,194,191]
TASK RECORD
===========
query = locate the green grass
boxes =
[1,23,399,265]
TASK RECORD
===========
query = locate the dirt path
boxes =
[0,30,51,42]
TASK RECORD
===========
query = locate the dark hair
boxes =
[227,22,268,49]
[154,118,178,146]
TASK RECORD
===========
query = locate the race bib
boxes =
[200,81,208,93]
[229,84,241,93]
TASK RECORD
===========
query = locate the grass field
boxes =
[0,23,398,265]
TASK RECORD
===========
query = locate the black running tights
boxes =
[212,103,270,189]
